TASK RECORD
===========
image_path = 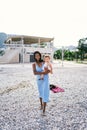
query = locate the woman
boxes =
[32,51,50,116]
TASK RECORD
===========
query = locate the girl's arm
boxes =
[50,64,53,74]
[48,63,53,74]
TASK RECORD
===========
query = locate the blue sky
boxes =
[0,0,87,47]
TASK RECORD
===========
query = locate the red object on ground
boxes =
[51,86,64,93]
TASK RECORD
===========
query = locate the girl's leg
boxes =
[40,74,44,80]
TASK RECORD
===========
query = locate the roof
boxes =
[6,35,54,44]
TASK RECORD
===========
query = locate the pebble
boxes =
[0,62,87,130]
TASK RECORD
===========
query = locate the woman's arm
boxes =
[32,63,40,75]
[32,63,50,75]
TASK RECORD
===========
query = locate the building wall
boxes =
[24,54,29,63]
[1,44,54,64]
[9,52,19,63]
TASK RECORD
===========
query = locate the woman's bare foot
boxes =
[39,105,43,110]
[42,112,46,116]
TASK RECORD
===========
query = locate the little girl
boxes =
[39,54,53,80]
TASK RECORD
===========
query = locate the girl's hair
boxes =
[34,51,43,62]
[44,54,50,59]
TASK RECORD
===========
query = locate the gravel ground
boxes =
[0,61,87,130]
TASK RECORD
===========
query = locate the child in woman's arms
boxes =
[40,54,53,80]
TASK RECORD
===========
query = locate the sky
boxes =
[0,0,87,47]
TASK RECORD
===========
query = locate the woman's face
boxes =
[35,53,40,61]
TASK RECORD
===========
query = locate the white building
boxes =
[0,35,54,64]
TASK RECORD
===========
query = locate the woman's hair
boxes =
[34,51,43,62]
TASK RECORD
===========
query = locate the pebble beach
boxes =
[0,61,87,130]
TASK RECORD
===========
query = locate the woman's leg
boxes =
[40,97,43,109]
[43,102,46,114]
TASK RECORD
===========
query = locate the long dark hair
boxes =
[34,51,43,62]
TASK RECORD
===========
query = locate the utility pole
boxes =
[21,37,24,66]
[62,46,64,67]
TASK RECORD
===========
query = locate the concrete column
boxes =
[21,37,24,65]
[10,38,12,44]
[50,39,54,62]
[38,38,40,47]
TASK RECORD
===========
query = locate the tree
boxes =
[54,49,62,59]
[78,38,87,60]
[54,49,76,61]
[0,32,7,48]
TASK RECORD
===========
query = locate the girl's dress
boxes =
[35,63,49,102]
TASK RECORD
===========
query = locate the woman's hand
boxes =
[32,63,50,75]
[42,69,50,74]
